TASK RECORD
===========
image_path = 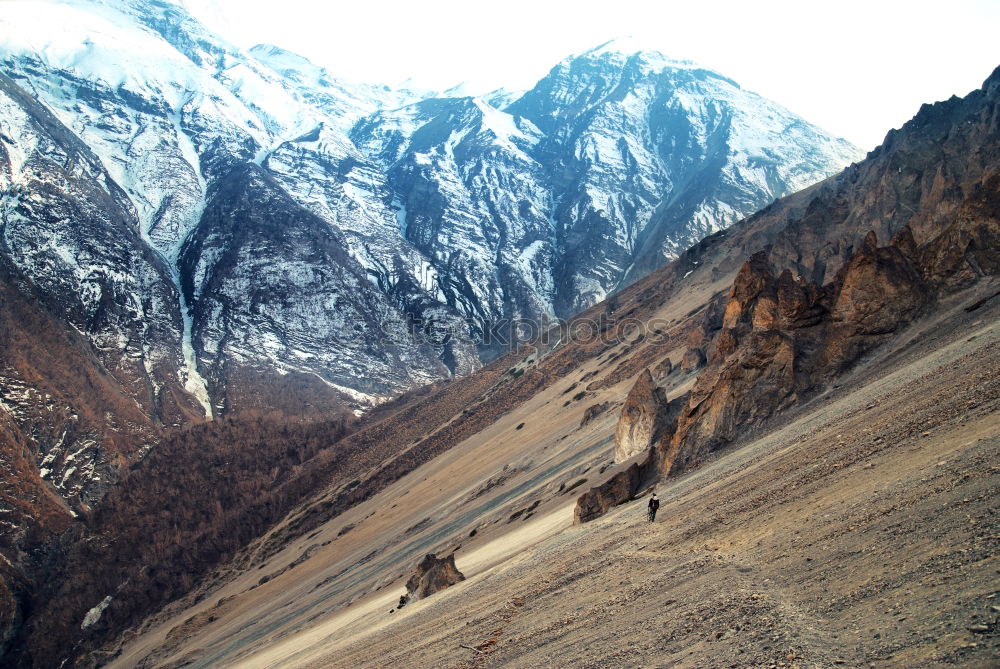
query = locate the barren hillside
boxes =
[86,68,1000,669]
[105,271,1000,669]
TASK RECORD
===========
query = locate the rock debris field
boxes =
[305,289,1000,669]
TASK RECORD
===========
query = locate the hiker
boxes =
[647,493,659,522]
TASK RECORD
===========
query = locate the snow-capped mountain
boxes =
[510,40,862,310]
[0,0,477,417]
[352,38,862,335]
[0,1,861,514]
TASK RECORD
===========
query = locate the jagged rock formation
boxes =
[404,553,465,601]
[613,370,669,462]
[579,186,999,520]
[661,197,998,473]
[575,66,1000,522]
[661,236,921,472]
[577,211,997,522]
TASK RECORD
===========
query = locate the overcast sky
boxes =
[182,0,999,151]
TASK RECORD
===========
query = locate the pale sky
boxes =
[183,0,999,151]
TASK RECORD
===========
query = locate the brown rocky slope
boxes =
[327,288,999,669]
[575,68,1000,520]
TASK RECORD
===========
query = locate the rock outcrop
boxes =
[576,177,1000,521]
[577,388,688,522]
[613,370,670,462]
[404,553,465,601]
[580,402,609,427]
[574,462,648,524]
[663,199,999,477]
[651,357,673,383]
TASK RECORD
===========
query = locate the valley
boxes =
[0,1,996,667]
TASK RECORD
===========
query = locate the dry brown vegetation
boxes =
[23,414,353,665]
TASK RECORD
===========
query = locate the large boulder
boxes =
[404,553,465,601]
[613,370,670,462]
[574,462,647,524]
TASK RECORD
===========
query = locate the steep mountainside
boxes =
[0,0,476,421]
[507,40,860,308]
[353,40,861,343]
[16,67,996,669]
[0,1,859,420]
[0,70,201,505]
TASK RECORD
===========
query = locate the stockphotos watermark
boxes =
[397,314,676,351]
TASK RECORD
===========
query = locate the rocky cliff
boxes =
[576,66,1000,521]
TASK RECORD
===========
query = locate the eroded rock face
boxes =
[613,370,670,462]
[821,231,929,373]
[574,462,647,524]
[661,216,997,477]
[404,553,465,601]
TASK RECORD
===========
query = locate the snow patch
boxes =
[81,595,112,629]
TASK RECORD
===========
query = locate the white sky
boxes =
[183,0,1000,151]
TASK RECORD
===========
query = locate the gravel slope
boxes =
[302,282,1000,669]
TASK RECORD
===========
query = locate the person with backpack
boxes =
[647,493,659,522]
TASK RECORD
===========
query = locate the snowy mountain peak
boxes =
[249,44,328,86]
[580,36,693,66]
[442,81,487,98]
[567,37,741,89]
